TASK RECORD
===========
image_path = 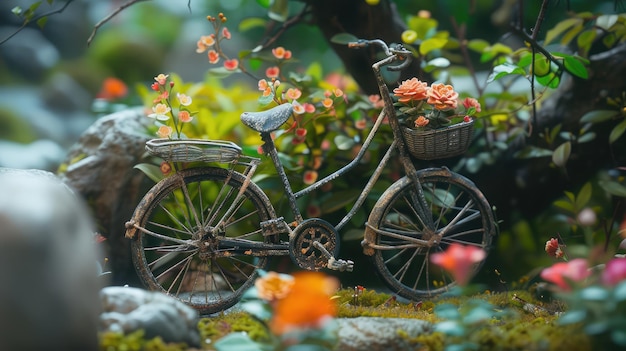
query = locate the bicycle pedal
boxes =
[260,217,289,236]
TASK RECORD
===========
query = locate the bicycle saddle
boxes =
[240,103,293,133]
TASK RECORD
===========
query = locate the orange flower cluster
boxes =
[255,271,339,335]
[392,77,480,129]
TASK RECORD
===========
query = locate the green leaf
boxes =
[558,309,586,325]
[580,110,619,123]
[553,199,575,213]
[206,67,237,79]
[467,39,489,53]
[536,71,560,89]
[563,56,588,79]
[419,37,448,55]
[268,0,288,22]
[133,163,164,183]
[575,182,592,209]
[11,6,23,16]
[257,92,275,106]
[480,43,512,63]
[487,63,526,83]
[561,23,583,46]
[238,17,267,32]
[609,119,626,143]
[214,332,263,351]
[598,179,626,197]
[552,141,571,167]
[579,286,609,301]
[256,0,271,8]
[577,29,597,55]
[596,14,619,31]
[330,33,359,45]
[514,146,553,159]
[545,18,582,45]
[36,16,48,29]
[334,135,354,150]
[613,281,626,301]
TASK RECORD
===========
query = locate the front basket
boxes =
[402,120,474,160]
[146,139,242,163]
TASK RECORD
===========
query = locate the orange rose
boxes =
[414,116,430,128]
[427,83,458,111]
[393,78,428,103]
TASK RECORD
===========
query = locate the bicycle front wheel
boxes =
[129,167,276,314]
[367,168,495,300]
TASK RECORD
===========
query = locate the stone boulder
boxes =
[60,108,153,286]
[99,286,201,347]
[0,168,101,351]
[336,317,433,351]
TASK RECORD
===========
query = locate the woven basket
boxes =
[402,120,474,160]
[146,139,242,163]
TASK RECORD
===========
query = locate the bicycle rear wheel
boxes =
[366,168,495,300]
[129,167,276,314]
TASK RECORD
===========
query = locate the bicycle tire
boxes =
[129,167,276,314]
[367,168,496,300]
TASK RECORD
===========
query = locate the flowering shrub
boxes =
[147,73,196,139]
[214,270,339,351]
[540,256,626,348]
[393,78,480,130]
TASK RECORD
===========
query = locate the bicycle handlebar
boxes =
[348,38,413,70]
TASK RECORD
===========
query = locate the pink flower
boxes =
[414,116,430,128]
[322,98,333,109]
[540,258,590,291]
[154,74,169,85]
[266,66,280,78]
[272,47,292,60]
[208,50,219,64]
[178,110,193,123]
[463,116,472,123]
[221,27,231,40]
[156,125,173,138]
[286,88,302,100]
[224,59,239,71]
[430,243,486,286]
[368,94,385,109]
[462,97,481,113]
[602,257,626,286]
[292,101,305,114]
[303,103,316,113]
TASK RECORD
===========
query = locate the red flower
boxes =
[265,66,280,79]
[430,243,486,286]
[224,59,239,71]
[545,238,564,259]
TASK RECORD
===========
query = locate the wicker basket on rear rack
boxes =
[145,139,242,163]
[401,120,474,160]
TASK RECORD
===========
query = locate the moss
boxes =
[197,311,269,350]
[98,288,595,350]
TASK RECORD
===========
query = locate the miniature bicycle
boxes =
[125,39,496,314]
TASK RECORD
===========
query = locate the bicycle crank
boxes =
[289,218,352,271]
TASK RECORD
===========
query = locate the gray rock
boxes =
[60,108,153,285]
[336,317,433,351]
[99,286,201,347]
[0,139,66,170]
[0,168,100,351]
